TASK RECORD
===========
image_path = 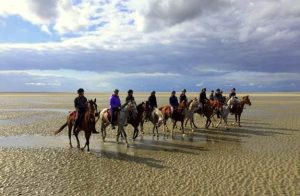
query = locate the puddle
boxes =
[0,134,210,155]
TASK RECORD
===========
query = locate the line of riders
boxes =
[73,87,239,135]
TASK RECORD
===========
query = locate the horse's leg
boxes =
[185,116,189,127]
[152,124,156,136]
[82,131,91,151]
[140,121,144,134]
[233,114,237,126]
[171,121,176,138]
[181,120,185,138]
[133,126,139,140]
[238,114,241,127]
[156,125,159,138]
[216,116,222,128]
[74,130,80,148]
[68,122,73,148]
[116,127,121,144]
[224,116,229,130]
[101,123,106,142]
[122,127,129,147]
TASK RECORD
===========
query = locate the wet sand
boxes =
[0,93,299,195]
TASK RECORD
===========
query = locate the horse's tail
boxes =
[54,122,68,135]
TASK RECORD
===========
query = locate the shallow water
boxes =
[0,93,299,195]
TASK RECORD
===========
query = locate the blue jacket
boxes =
[109,94,121,109]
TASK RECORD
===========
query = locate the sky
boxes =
[0,0,299,92]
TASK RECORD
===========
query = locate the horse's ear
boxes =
[94,98,97,102]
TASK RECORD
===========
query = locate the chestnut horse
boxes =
[159,105,172,133]
[54,99,98,151]
[230,95,252,127]
[128,102,147,140]
[160,101,188,137]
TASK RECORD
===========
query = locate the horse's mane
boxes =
[137,102,145,110]
[187,99,193,107]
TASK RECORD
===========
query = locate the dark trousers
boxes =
[111,108,119,125]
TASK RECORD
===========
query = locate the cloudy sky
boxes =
[0,0,299,92]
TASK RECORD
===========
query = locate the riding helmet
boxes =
[128,89,133,93]
[77,88,84,93]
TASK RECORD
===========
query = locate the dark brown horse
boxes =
[230,95,252,127]
[195,102,215,129]
[54,99,98,151]
[128,102,147,140]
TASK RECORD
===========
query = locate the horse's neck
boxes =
[239,100,246,109]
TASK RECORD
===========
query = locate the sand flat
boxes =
[0,93,299,195]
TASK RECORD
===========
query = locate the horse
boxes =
[99,100,138,146]
[184,98,199,131]
[195,102,215,129]
[212,105,230,129]
[159,105,172,133]
[170,101,188,137]
[54,99,98,151]
[229,95,252,127]
[148,107,164,137]
[127,102,147,140]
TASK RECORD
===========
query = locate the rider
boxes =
[215,89,223,118]
[199,88,208,112]
[109,89,121,129]
[146,91,157,120]
[73,88,98,134]
[169,90,179,115]
[228,88,238,109]
[209,90,214,100]
[229,88,237,99]
[179,89,188,104]
[215,89,223,102]
[126,89,135,102]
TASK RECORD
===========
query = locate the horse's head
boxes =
[242,95,252,106]
[88,99,98,132]
[125,100,138,118]
[189,98,199,110]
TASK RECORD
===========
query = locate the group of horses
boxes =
[54,95,252,151]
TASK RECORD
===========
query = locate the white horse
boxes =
[184,98,199,132]
[213,105,230,129]
[148,107,164,137]
[99,100,137,147]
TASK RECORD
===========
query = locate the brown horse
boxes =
[54,99,98,151]
[230,95,252,127]
[170,101,188,137]
[128,102,147,140]
[195,102,215,129]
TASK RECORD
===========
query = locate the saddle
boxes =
[107,109,118,125]
[69,111,77,122]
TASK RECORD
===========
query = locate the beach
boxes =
[0,93,299,195]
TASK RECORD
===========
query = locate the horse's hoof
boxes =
[126,144,129,148]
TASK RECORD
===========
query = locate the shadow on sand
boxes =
[92,149,166,169]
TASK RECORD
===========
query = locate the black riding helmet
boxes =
[128,89,133,93]
[77,88,84,94]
